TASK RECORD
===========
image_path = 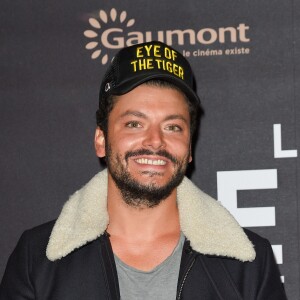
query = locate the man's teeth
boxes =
[135,158,166,165]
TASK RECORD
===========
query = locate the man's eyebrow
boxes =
[120,110,147,119]
[164,114,189,124]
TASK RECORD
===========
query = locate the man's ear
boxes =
[94,127,106,158]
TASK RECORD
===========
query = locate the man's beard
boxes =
[105,145,189,208]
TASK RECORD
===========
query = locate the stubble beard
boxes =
[105,144,189,208]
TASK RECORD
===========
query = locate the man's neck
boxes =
[106,176,181,271]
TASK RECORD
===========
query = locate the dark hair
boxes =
[96,80,200,138]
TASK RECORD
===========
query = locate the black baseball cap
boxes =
[99,41,200,106]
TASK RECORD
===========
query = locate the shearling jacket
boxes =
[0,169,287,299]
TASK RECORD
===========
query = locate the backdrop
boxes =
[1,1,299,298]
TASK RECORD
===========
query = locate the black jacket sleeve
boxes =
[0,231,35,300]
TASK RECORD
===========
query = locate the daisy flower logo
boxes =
[84,8,135,64]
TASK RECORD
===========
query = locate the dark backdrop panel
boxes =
[1,1,299,298]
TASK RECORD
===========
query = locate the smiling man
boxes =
[0,41,287,299]
[98,84,192,208]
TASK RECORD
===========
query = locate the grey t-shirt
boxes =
[114,232,185,300]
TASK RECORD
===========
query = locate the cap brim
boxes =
[111,73,200,106]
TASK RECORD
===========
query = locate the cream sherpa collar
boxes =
[46,169,255,262]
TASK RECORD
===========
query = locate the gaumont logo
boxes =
[84,8,251,64]
[84,9,135,64]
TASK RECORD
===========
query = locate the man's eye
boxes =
[166,125,182,132]
[126,121,141,128]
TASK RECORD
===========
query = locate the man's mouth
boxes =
[135,158,167,166]
[125,149,177,164]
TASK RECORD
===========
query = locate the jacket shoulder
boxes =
[21,220,56,247]
[23,220,56,236]
[243,228,272,256]
[8,220,57,265]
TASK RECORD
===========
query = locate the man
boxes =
[0,41,287,299]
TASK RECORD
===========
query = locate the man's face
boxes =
[95,84,192,208]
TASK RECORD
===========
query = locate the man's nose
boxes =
[142,127,165,150]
